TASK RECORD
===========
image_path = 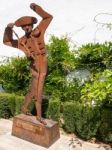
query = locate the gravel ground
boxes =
[0,119,111,150]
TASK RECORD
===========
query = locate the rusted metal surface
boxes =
[3,3,53,125]
[12,114,60,148]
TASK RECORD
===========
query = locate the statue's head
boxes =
[15,16,37,35]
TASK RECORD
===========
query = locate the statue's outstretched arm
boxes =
[3,23,18,48]
[30,3,53,33]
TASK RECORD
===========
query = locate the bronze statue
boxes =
[3,3,53,125]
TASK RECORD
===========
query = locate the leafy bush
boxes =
[0,93,37,117]
[98,108,112,143]
[63,102,101,140]
[0,93,15,118]
[45,35,76,98]
[15,95,24,115]
[63,102,81,133]
[0,91,60,119]
[0,57,31,95]
[75,106,101,140]
[15,96,37,116]
[76,42,112,71]
[81,69,112,106]
[47,98,60,122]
[42,98,49,118]
[62,78,82,102]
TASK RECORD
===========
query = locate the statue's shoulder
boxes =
[31,27,41,38]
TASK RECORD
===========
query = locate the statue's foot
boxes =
[21,106,32,116]
[36,116,47,125]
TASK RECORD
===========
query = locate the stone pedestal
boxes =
[12,114,60,148]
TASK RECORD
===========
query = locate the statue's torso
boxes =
[18,28,47,74]
[18,28,46,56]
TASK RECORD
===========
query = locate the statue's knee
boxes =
[39,72,46,78]
[35,99,42,104]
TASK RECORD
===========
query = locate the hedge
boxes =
[15,96,35,115]
[0,93,60,121]
[63,102,80,133]
[15,95,24,115]
[0,93,43,117]
[0,93,32,117]
[63,102,101,140]
[76,105,101,140]
[0,93,112,143]
[98,107,112,143]
[47,98,60,122]
[0,93,15,118]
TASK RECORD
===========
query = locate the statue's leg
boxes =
[22,75,38,115]
[35,55,47,124]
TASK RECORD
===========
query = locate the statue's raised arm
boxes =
[30,3,53,34]
[3,23,18,48]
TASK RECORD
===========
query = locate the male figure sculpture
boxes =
[3,3,53,125]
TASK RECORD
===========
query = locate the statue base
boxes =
[12,114,60,148]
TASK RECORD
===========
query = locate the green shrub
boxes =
[81,69,112,106]
[63,102,82,133]
[15,96,24,115]
[0,92,50,118]
[98,108,112,143]
[0,93,15,118]
[47,98,60,122]
[15,96,36,115]
[0,57,31,95]
[76,105,101,140]
[63,102,101,140]
[15,96,49,117]
[29,98,50,118]
[42,98,49,118]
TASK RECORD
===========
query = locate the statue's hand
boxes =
[7,23,14,29]
[30,3,37,10]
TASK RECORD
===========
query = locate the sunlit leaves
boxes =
[81,69,112,105]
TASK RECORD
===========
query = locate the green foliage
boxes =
[75,106,101,140]
[0,36,80,103]
[76,42,112,71]
[0,93,15,118]
[42,98,49,118]
[81,69,112,105]
[77,42,112,141]
[15,96,50,118]
[0,36,111,142]
[98,108,112,143]
[0,57,31,95]
[63,102,81,133]
[47,97,60,122]
[15,96,36,116]
[0,93,35,117]
[45,35,76,97]
[62,78,82,102]
[15,95,24,115]
[63,102,101,140]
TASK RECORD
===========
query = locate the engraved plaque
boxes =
[16,120,44,135]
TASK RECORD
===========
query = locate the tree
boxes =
[44,35,81,101]
[75,42,112,72]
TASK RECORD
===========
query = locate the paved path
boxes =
[0,119,111,150]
